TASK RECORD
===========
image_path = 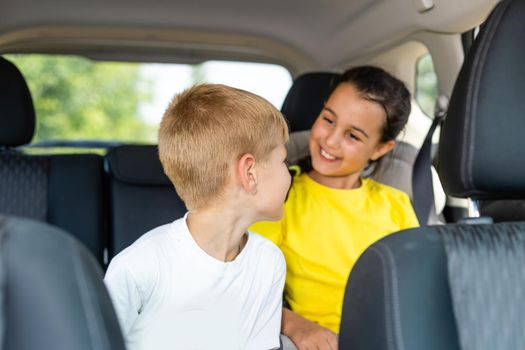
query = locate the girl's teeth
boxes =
[321,148,336,160]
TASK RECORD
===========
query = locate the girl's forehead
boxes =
[325,86,386,130]
[329,83,374,106]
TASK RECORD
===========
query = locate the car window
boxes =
[415,53,438,118]
[399,52,439,148]
[5,54,292,144]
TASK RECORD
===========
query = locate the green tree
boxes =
[416,54,438,118]
[6,54,155,143]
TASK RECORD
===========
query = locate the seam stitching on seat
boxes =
[464,0,508,191]
[368,246,395,350]
[378,242,406,350]
[72,243,106,349]
[371,244,405,350]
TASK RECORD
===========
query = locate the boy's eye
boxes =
[284,160,291,167]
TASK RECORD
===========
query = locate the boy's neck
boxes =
[186,207,249,262]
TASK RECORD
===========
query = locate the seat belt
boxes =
[0,217,6,347]
[412,95,448,225]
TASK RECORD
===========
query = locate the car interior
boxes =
[1,0,523,348]
[340,2,525,349]
[0,216,125,350]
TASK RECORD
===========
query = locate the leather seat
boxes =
[281,72,341,133]
[339,1,525,349]
[0,215,125,350]
[105,144,186,258]
[0,57,107,266]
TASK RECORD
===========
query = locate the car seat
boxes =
[339,1,525,349]
[0,57,107,265]
[0,215,125,350]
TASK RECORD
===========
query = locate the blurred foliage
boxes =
[416,53,438,118]
[5,54,156,143]
[191,63,206,84]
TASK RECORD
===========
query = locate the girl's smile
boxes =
[319,146,338,161]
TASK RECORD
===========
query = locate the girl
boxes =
[252,66,419,350]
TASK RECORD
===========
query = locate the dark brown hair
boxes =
[338,65,411,142]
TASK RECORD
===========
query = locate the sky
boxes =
[139,61,293,125]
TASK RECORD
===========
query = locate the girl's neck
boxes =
[308,169,362,190]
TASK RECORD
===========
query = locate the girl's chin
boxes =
[312,156,340,170]
[310,163,339,177]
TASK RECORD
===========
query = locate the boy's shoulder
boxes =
[246,231,285,263]
[244,232,286,283]
[119,223,171,255]
[111,217,185,269]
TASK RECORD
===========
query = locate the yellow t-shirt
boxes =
[250,173,419,333]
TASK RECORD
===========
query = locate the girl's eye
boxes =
[346,132,360,141]
[322,116,334,124]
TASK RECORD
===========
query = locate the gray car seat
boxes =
[339,1,525,349]
[0,215,125,350]
[104,145,187,258]
[0,57,107,266]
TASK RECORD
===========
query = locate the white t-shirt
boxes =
[104,214,286,350]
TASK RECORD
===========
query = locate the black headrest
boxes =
[0,57,35,147]
[281,72,341,132]
[438,0,525,200]
[105,145,172,186]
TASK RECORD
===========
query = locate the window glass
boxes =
[415,53,438,118]
[5,54,292,144]
[398,52,438,148]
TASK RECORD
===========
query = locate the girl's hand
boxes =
[282,308,338,350]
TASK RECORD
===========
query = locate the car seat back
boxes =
[0,57,107,265]
[340,1,525,349]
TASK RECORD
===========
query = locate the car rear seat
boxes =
[282,71,445,223]
[0,57,107,266]
[104,145,187,259]
[340,1,525,346]
[1,215,126,350]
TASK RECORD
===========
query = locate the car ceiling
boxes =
[0,0,499,73]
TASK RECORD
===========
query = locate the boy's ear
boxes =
[237,153,258,194]
[371,140,396,161]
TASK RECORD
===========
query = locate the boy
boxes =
[104,84,291,350]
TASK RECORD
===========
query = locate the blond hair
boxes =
[158,84,289,210]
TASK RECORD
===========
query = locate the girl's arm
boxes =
[282,308,338,350]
